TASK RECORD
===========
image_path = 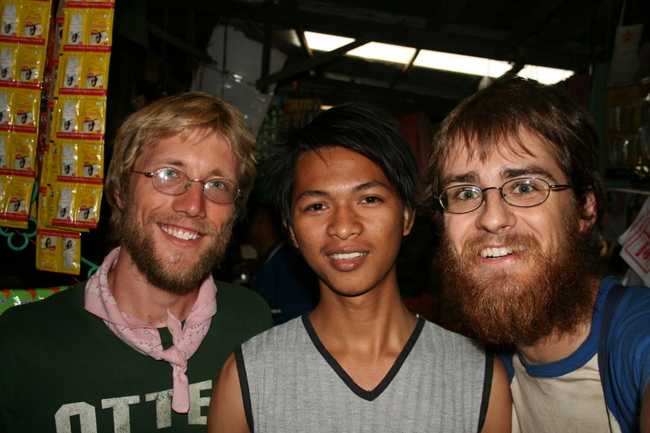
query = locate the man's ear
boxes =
[286,222,299,249]
[403,206,415,236]
[113,189,123,210]
[578,191,598,233]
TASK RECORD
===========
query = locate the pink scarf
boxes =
[84,247,217,413]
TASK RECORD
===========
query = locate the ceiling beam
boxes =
[256,21,405,89]
[493,0,569,60]
[147,21,214,62]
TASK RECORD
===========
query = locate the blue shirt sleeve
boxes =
[606,283,650,432]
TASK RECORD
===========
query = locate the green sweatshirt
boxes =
[0,279,272,432]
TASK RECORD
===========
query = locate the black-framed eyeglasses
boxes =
[132,168,240,204]
[437,177,572,214]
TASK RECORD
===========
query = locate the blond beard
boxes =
[116,203,234,295]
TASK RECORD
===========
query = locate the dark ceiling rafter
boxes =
[494,0,569,61]
[390,48,420,90]
[507,6,588,76]
[140,0,629,121]
[389,0,447,90]
[256,21,406,90]
[146,21,213,63]
[296,29,314,58]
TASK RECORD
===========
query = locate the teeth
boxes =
[161,226,202,240]
[330,252,366,260]
[479,245,525,258]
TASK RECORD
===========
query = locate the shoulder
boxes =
[212,280,273,335]
[409,319,488,378]
[606,279,650,355]
[420,319,485,354]
[608,280,650,343]
[0,282,89,360]
[599,279,650,429]
[215,280,272,314]
[241,316,305,356]
[0,282,84,330]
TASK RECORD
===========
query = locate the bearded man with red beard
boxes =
[422,76,650,433]
[0,92,272,432]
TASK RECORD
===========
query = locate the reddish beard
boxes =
[438,214,601,346]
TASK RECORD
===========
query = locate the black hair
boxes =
[262,101,419,225]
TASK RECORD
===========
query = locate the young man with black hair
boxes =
[208,102,511,432]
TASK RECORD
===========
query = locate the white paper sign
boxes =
[619,195,650,285]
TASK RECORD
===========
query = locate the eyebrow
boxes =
[294,181,392,202]
[353,181,392,193]
[502,166,557,182]
[442,165,558,187]
[149,159,231,178]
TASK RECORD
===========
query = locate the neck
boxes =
[308,274,418,391]
[107,248,201,328]
[516,277,601,364]
[309,276,418,354]
[516,317,592,364]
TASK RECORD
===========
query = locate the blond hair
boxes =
[105,91,256,229]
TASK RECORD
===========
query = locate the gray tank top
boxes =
[237,314,491,432]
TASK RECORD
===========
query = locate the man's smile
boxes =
[328,252,367,260]
[160,224,204,241]
[479,245,527,259]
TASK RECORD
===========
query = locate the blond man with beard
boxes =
[0,92,272,432]
[422,75,650,433]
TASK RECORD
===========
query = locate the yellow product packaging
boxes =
[79,140,103,180]
[79,96,105,138]
[58,139,78,179]
[57,52,110,96]
[0,0,20,39]
[0,172,34,228]
[84,52,109,95]
[36,183,52,225]
[74,181,102,228]
[56,51,83,92]
[36,228,81,275]
[62,8,85,49]
[61,235,81,274]
[50,181,101,230]
[55,138,103,181]
[20,0,51,43]
[0,130,7,168]
[87,8,113,50]
[39,138,56,184]
[16,45,46,85]
[0,88,12,127]
[9,131,37,174]
[0,43,18,82]
[12,88,39,131]
[51,182,74,224]
[38,184,89,232]
[52,95,79,136]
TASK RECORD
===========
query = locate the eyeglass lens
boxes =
[440,178,551,213]
[152,168,238,204]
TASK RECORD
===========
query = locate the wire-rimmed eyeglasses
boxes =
[132,168,240,204]
[437,177,572,214]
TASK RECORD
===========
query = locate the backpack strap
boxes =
[598,283,627,392]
